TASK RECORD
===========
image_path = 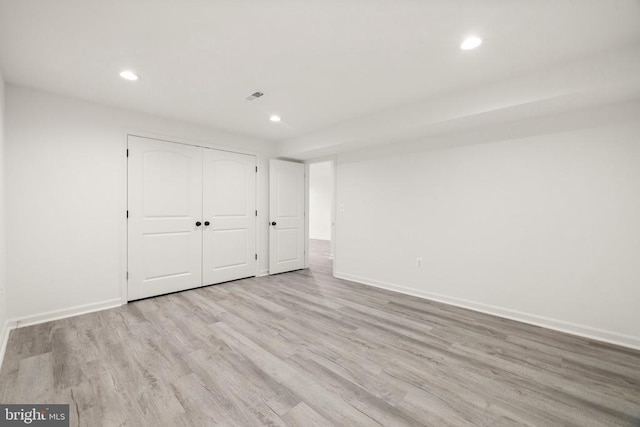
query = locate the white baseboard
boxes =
[334,272,640,351]
[12,298,123,329]
[0,318,16,371]
[258,269,269,277]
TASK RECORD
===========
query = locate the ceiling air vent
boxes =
[245,91,264,101]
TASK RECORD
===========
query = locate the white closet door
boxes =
[202,148,256,285]
[128,136,203,301]
[269,159,305,274]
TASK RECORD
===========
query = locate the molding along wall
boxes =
[334,102,640,350]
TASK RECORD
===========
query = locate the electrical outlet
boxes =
[416,258,422,268]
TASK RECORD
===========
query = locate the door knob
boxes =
[271,221,277,226]
[195,221,202,227]
[204,221,210,226]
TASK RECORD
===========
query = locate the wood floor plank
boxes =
[282,402,332,427]
[1,239,639,426]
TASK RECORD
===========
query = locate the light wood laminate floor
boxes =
[1,239,639,426]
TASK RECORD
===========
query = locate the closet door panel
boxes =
[202,149,256,285]
[127,136,203,300]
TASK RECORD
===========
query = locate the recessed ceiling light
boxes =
[119,70,139,81]
[269,115,282,122]
[460,36,482,50]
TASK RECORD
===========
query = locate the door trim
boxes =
[304,156,338,277]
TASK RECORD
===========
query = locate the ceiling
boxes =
[1,0,640,153]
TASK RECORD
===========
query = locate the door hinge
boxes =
[255,254,258,260]
[126,149,129,157]
[255,210,258,217]
[126,272,129,279]
[255,166,258,173]
[126,210,129,218]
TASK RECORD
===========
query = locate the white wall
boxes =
[0,71,8,353]
[309,161,333,241]
[5,85,277,321]
[335,103,640,349]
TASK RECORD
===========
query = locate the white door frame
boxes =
[122,131,261,304]
[304,156,338,275]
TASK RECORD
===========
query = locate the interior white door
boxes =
[127,136,203,300]
[202,149,257,285]
[269,159,305,274]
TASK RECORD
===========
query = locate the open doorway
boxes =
[307,160,335,274]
